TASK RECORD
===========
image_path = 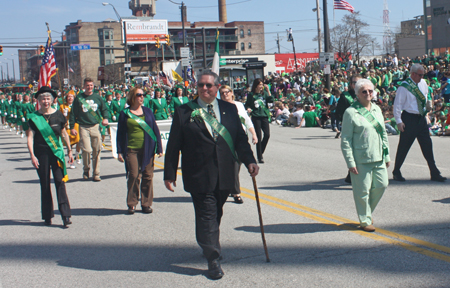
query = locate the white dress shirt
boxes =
[393,78,428,124]
[197,97,221,137]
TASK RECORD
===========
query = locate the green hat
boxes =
[106,91,113,96]
[154,88,161,92]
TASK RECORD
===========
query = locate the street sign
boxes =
[180,47,190,58]
[63,78,68,85]
[181,58,191,67]
[124,63,131,68]
[70,44,91,51]
[319,52,335,65]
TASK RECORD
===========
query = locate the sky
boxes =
[0,0,424,82]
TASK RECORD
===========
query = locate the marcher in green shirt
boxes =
[69,77,110,182]
[148,89,169,120]
[245,79,274,163]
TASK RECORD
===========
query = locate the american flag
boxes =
[38,36,57,89]
[334,0,354,13]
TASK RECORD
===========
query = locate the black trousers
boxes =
[393,111,440,177]
[35,150,71,220]
[252,116,270,160]
[191,187,230,261]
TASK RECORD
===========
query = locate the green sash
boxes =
[401,78,427,116]
[124,109,158,154]
[28,112,69,182]
[351,101,389,157]
[78,96,103,123]
[187,101,239,162]
[255,98,272,122]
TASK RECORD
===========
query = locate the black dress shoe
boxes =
[431,175,447,182]
[207,258,224,280]
[393,173,406,182]
[62,217,72,227]
[258,158,264,164]
[142,206,153,214]
[44,219,52,226]
[233,195,244,204]
[128,206,136,214]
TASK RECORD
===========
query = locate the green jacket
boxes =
[169,96,189,114]
[149,98,169,120]
[340,103,390,168]
[105,100,114,122]
[112,98,127,121]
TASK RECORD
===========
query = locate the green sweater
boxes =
[69,92,109,129]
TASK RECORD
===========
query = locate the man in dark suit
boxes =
[164,71,259,280]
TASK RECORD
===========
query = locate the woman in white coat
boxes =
[220,85,257,203]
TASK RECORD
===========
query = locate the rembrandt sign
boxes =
[123,19,168,44]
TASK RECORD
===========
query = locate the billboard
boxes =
[123,19,169,44]
[274,53,320,73]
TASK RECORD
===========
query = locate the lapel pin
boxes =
[223,112,225,114]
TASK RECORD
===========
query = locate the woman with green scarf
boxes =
[26,86,73,228]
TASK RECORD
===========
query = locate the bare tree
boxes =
[314,12,379,63]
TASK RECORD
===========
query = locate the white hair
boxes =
[38,92,54,101]
[410,63,424,74]
[355,79,374,95]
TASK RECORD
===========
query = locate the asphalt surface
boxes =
[1,124,449,288]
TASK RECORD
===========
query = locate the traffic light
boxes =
[39,45,45,56]
[155,36,160,48]
[0,46,3,56]
[165,34,170,46]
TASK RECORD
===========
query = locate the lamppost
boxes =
[10,54,16,83]
[3,59,10,82]
[102,2,129,82]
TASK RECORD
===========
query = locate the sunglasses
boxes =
[136,93,144,97]
[361,90,373,94]
[198,83,214,88]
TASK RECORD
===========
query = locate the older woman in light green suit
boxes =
[341,79,390,232]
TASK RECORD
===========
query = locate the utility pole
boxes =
[355,18,359,65]
[202,27,207,69]
[323,0,331,91]
[276,33,280,54]
[315,0,322,52]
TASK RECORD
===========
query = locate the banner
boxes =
[109,120,172,159]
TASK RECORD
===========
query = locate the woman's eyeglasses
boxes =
[361,90,373,95]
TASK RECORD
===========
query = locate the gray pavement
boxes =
[1,124,450,288]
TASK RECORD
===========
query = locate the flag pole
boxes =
[46,22,65,105]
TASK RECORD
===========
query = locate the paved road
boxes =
[1,124,449,287]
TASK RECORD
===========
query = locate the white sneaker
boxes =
[276,120,282,125]
[70,164,76,169]
[21,133,24,138]
[77,159,81,165]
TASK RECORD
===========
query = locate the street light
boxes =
[102,2,122,21]
[102,2,128,83]
[313,0,322,53]
[10,54,16,83]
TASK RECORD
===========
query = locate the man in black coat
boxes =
[164,71,259,280]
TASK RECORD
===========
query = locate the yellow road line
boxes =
[155,160,450,262]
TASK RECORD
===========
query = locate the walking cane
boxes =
[252,176,270,262]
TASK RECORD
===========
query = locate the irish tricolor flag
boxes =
[211,30,220,76]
